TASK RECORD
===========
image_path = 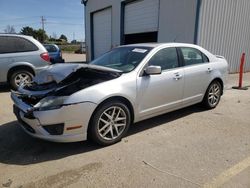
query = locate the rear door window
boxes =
[0,36,38,54]
[180,47,209,66]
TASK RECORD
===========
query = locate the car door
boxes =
[0,53,11,82]
[137,47,184,118]
[179,47,213,106]
[0,36,14,82]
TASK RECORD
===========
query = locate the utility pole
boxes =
[41,16,46,43]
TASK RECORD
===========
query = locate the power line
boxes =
[0,21,83,27]
[0,16,40,21]
[1,22,39,27]
[0,16,82,22]
[0,22,83,30]
[0,22,39,30]
[46,16,83,19]
[0,15,84,35]
[46,22,84,26]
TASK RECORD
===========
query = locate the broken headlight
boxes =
[34,96,68,111]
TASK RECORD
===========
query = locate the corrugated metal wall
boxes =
[197,0,250,73]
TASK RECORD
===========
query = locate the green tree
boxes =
[35,29,48,43]
[20,26,35,36]
[20,26,48,43]
[59,34,67,41]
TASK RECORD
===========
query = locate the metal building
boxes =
[84,0,250,73]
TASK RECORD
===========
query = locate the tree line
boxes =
[3,25,68,43]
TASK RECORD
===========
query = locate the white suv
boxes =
[0,34,51,89]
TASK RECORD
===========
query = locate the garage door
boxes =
[93,8,112,59]
[124,0,159,34]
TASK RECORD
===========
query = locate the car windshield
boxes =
[90,46,152,72]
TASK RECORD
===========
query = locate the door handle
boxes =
[173,72,182,80]
[207,68,213,73]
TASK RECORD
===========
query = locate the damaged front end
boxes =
[12,63,121,110]
[11,64,122,141]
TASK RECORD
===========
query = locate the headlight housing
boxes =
[34,96,68,111]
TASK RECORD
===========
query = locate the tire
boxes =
[202,81,222,109]
[50,58,55,64]
[89,101,131,146]
[9,69,33,90]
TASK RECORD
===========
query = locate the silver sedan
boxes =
[11,43,228,145]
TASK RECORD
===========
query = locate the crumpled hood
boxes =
[14,63,122,106]
[33,63,121,84]
[33,64,82,84]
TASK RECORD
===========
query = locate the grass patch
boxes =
[59,45,80,53]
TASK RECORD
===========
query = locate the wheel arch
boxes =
[87,96,135,134]
[7,65,35,82]
[210,77,224,95]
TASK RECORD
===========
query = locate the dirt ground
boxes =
[0,73,249,188]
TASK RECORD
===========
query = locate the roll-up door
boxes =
[93,8,112,58]
[124,0,159,35]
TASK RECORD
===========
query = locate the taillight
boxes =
[40,52,50,63]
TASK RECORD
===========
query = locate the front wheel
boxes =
[89,101,131,146]
[202,81,222,109]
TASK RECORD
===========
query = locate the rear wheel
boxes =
[50,58,55,64]
[9,70,33,90]
[202,81,222,109]
[89,101,131,146]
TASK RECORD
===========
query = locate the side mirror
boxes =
[144,66,162,75]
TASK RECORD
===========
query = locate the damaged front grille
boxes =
[21,96,41,106]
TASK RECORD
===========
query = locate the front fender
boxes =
[64,73,137,111]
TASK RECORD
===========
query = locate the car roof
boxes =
[0,33,34,39]
[43,44,58,47]
[121,42,216,61]
[122,43,202,49]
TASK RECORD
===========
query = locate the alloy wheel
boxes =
[208,83,221,107]
[14,73,32,86]
[97,106,127,141]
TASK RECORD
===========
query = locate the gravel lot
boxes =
[0,73,249,188]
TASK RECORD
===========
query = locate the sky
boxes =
[0,0,85,42]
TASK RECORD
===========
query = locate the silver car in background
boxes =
[11,43,228,145]
[0,34,50,89]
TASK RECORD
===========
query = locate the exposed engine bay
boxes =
[13,64,122,106]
